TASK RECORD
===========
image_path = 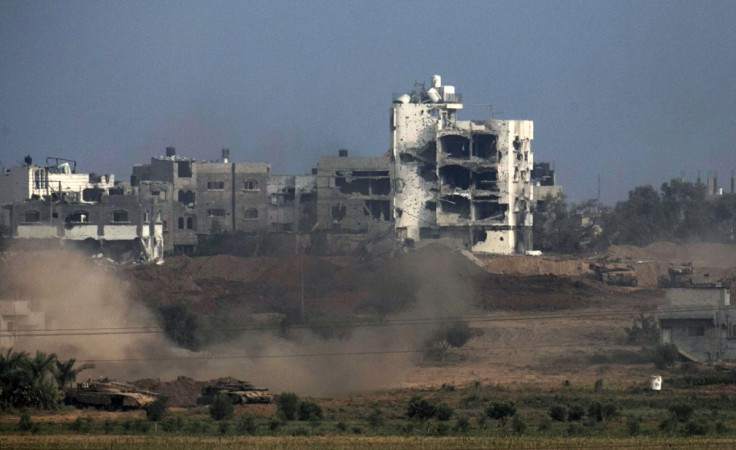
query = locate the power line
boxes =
[81,341,609,364]
[0,306,674,338]
[2,303,723,340]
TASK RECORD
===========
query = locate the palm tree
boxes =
[54,358,95,391]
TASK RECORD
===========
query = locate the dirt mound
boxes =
[606,242,736,267]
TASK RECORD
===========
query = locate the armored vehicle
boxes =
[66,378,159,410]
[196,379,272,405]
[589,261,638,287]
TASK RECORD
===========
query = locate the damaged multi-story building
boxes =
[1,157,164,262]
[2,75,553,257]
[390,75,535,254]
[132,147,318,254]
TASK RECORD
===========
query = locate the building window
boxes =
[178,217,184,229]
[207,208,226,217]
[67,211,89,223]
[207,181,225,190]
[24,211,41,223]
[178,190,196,205]
[187,216,194,229]
[177,161,192,178]
[244,180,259,191]
[33,169,48,189]
[688,325,705,337]
[112,210,129,223]
[163,220,168,231]
[244,208,259,220]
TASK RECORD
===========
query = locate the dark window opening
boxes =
[472,229,488,244]
[112,210,129,223]
[207,181,225,190]
[33,169,48,189]
[474,170,498,191]
[364,200,390,220]
[439,135,470,159]
[82,188,104,202]
[178,217,184,229]
[66,211,90,224]
[420,227,440,239]
[400,153,416,163]
[271,223,293,232]
[372,177,391,195]
[419,141,437,159]
[244,208,259,220]
[425,201,436,211]
[186,217,194,229]
[163,220,168,231]
[244,180,259,191]
[107,186,124,195]
[419,164,437,182]
[331,204,346,221]
[688,325,705,337]
[474,200,507,221]
[24,211,41,223]
[177,161,192,178]
[178,190,196,205]
[439,195,470,219]
[207,208,226,217]
[472,134,497,159]
[513,136,522,151]
[439,165,471,190]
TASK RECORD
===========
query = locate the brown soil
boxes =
[3,241,736,408]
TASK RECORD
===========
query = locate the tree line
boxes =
[533,178,736,253]
[0,349,94,409]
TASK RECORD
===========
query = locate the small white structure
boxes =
[650,375,662,391]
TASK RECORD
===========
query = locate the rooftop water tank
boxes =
[432,75,441,88]
[427,88,441,103]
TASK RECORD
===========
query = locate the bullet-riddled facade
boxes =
[390,75,534,254]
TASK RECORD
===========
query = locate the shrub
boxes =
[659,416,678,434]
[668,403,694,422]
[367,408,384,429]
[682,420,708,436]
[625,314,660,344]
[335,421,347,432]
[297,400,323,421]
[549,404,568,422]
[626,416,641,436]
[17,410,35,432]
[511,414,526,434]
[69,417,92,433]
[587,400,618,422]
[218,420,230,435]
[568,404,585,421]
[486,400,516,425]
[277,392,299,420]
[145,396,168,422]
[435,402,454,421]
[161,415,183,432]
[454,416,470,433]
[593,378,604,392]
[268,417,282,431]
[407,396,436,420]
[237,413,257,435]
[653,343,679,369]
[209,394,234,421]
[103,418,115,434]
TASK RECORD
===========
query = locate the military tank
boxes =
[66,378,159,410]
[196,379,272,405]
[589,261,638,287]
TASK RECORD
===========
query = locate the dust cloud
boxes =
[0,244,482,396]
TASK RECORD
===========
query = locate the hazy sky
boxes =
[1,0,735,204]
